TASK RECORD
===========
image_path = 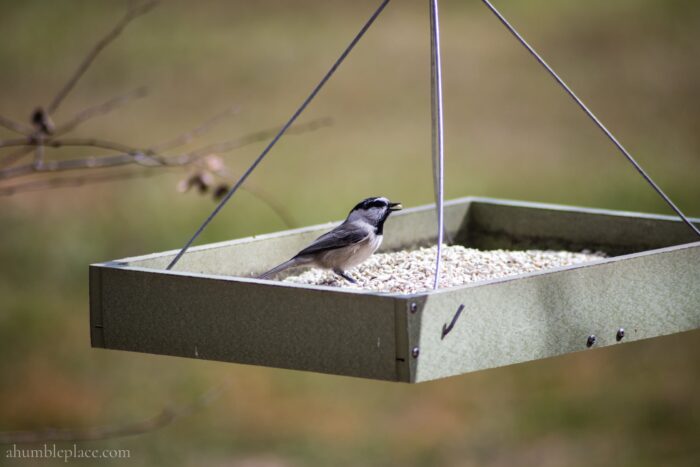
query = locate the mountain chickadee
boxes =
[258,196,402,283]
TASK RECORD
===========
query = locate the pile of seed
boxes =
[283,245,606,294]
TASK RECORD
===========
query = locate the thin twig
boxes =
[47,1,159,114]
[0,170,153,195]
[205,161,297,228]
[0,168,296,228]
[1,89,149,168]
[0,153,162,180]
[149,105,241,153]
[240,183,296,228]
[0,381,229,444]
[0,137,143,155]
[34,138,45,167]
[183,117,333,161]
[54,86,149,136]
[0,137,31,148]
[0,114,33,136]
[0,117,332,181]
[0,147,33,168]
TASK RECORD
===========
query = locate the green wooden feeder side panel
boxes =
[404,242,700,383]
[89,197,700,383]
[90,266,401,380]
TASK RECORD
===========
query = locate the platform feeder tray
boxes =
[89,197,700,383]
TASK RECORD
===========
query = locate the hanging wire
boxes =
[430,0,446,289]
[166,0,392,270]
[480,0,700,238]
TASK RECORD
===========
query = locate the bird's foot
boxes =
[333,269,357,284]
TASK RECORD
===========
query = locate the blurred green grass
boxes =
[1,0,699,466]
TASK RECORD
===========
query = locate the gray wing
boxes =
[294,222,369,258]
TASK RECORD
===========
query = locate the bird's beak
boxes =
[389,202,403,211]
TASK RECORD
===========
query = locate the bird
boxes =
[258,196,402,283]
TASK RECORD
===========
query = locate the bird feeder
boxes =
[89,1,699,383]
[90,197,700,383]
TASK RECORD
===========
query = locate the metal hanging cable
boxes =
[480,0,700,238]
[166,0,392,270]
[430,0,446,289]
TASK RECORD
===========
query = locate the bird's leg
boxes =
[333,269,357,284]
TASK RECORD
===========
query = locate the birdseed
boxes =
[282,245,606,294]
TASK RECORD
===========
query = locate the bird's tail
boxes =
[258,257,310,280]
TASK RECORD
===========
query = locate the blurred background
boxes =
[1,0,698,465]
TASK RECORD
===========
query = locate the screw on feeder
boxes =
[411,346,420,358]
[410,302,418,313]
[586,335,596,348]
[616,328,625,342]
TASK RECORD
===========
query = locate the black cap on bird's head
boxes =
[350,196,402,213]
[348,196,402,233]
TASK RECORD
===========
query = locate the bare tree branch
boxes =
[0,169,160,196]
[47,1,159,114]
[0,147,33,168]
[183,117,333,161]
[0,114,33,136]
[1,89,149,169]
[0,381,229,444]
[34,139,45,166]
[0,137,145,155]
[0,0,326,232]
[149,105,241,153]
[0,169,297,228]
[0,137,32,148]
[31,107,54,135]
[0,117,332,181]
[0,153,156,180]
[54,86,149,136]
